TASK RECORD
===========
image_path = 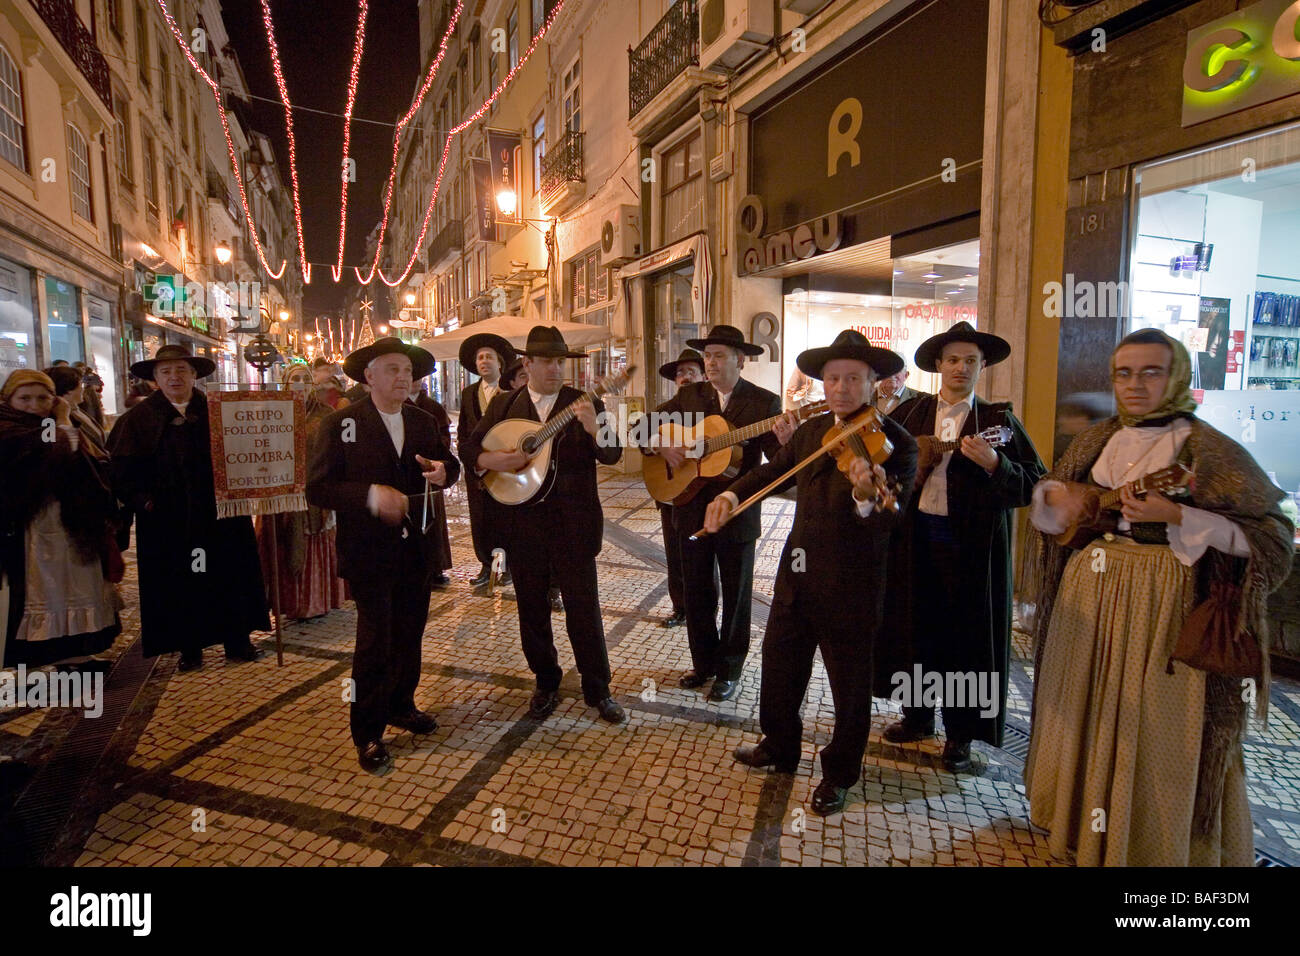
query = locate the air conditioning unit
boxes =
[700,0,775,72]
[601,205,642,263]
[780,0,824,14]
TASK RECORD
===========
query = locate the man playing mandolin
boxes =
[704,330,917,815]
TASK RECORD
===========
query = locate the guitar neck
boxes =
[703,411,793,456]
[533,386,605,445]
[1096,465,1186,511]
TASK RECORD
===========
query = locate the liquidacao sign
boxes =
[1183,0,1300,126]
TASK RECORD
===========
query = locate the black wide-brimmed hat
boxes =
[523,325,586,359]
[796,331,904,380]
[502,357,527,388]
[659,348,705,381]
[913,321,1010,373]
[342,336,435,381]
[458,332,516,371]
[130,343,216,380]
[686,324,764,357]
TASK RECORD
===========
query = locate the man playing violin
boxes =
[878,322,1045,773]
[704,331,917,816]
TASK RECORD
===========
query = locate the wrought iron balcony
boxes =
[541,129,584,202]
[427,219,463,271]
[27,0,112,109]
[629,0,698,119]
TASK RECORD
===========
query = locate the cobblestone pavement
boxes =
[2,471,1297,867]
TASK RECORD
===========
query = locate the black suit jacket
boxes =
[726,410,917,626]
[460,385,621,561]
[457,381,492,473]
[306,396,461,583]
[655,377,782,543]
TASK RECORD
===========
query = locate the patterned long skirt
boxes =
[257,516,349,621]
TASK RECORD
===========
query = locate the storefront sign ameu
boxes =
[735,194,842,276]
[1183,0,1300,126]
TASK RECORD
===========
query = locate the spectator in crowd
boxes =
[1,370,121,671]
[47,366,108,460]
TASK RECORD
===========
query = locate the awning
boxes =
[417,314,610,362]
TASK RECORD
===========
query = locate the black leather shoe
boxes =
[594,697,626,724]
[733,741,797,773]
[942,740,973,773]
[357,740,392,774]
[431,573,450,590]
[224,643,264,664]
[390,708,438,735]
[707,678,741,702]
[679,670,711,689]
[529,690,559,720]
[810,779,850,816]
[548,589,564,612]
[663,610,686,627]
[469,564,492,587]
[882,718,936,744]
[178,651,203,672]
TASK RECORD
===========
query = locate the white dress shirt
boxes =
[366,405,407,522]
[528,387,558,422]
[918,393,974,516]
[714,386,733,412]
[1029,420,1249,566]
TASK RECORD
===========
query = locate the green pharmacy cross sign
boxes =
[142,274,186,316]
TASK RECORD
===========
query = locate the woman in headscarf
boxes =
[1,370,122,669]
[255,362,349,621]
[1024,328,1294,866]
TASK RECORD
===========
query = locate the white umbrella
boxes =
[418,315,610,362]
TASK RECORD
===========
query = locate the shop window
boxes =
[1130,120,1300,506]
[0,256,36,389]
[86,296,118,416]
[44,277,85,365]
[0,45,27,172]
[67,124,93,222]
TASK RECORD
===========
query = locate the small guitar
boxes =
[481,367,635,506]
[643,401,830,505]
[914,425,1015,488]
[1055,461,1195,549]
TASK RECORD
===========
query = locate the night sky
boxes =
[220,0,420,316]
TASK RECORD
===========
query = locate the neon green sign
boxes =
[1183,0,1300,126]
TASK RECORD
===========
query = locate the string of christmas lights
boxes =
[152,0,287,281]
[331,0,370,283]
[358,0,567,288]
[259,0,313,283]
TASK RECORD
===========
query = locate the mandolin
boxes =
[643,401,829,505]
[913,424,1014,489]
[481,367,635,506]
[1054,461,1195,549]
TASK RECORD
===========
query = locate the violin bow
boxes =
[689,413,883,541]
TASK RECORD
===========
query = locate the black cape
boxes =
[107,389,269,656]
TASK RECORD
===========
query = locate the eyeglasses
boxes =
[1111,368,1169,384]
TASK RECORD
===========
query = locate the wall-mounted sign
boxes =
[487,129,521,224]
[1182,0,1300,126]
[470,157,497,242]
[735,194,842,277]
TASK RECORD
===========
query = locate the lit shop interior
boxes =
[1129,120,1300,498]
[780,238,980,399]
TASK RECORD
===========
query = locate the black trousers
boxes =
[680,531,755,681]
[901,513,981,742]
[658,503,685,615]
[466,479,492,564]
[506,513,612,705]
[347,556,433,746]
[759,588,874,787]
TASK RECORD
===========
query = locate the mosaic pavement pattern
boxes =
[2,470,1297,867]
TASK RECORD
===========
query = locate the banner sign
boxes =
[487,128,521,224]
[471,157,497,242]
[207,390,307,518]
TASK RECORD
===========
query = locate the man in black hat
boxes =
[108,345,270,670]
[456,332,516,586]
[460,326,625,724]
[704,331,917,815]
[649,325,784,702]
[306,338,461,773]
[876,321,1045,772]
[653,348,705,627]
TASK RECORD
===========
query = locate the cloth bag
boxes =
[1169,580,1259,679]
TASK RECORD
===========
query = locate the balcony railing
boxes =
[541,129,584,201]
[629,0,698,119]
[427,219,463,269]
[27,0,112,108]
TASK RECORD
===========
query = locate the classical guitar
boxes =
[481,367,635,506]
[913,425,1015,488]
[643,401,829,505]
[1054,461,1195,550]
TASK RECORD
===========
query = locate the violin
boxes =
[820,407,900,513]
